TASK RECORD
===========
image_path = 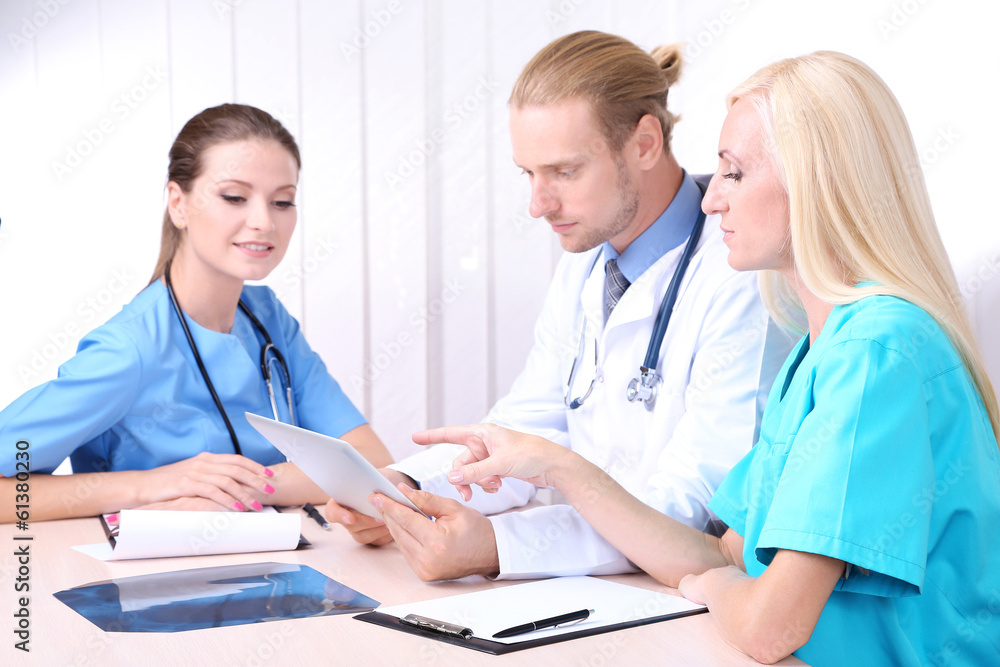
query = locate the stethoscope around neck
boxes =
[564,183,707,413]
[164,265,295,456]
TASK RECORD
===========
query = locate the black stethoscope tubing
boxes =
[163,265,293,456]
[642,196,707,370]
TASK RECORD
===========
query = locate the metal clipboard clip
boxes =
[401,614,474,639]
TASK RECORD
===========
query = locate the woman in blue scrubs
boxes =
[396,52,1000,665]
[0,104,392,521]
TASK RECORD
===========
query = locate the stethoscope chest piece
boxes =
[626,366,660,412]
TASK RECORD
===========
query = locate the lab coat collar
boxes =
[580,234,706,332]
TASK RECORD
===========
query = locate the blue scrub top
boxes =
[0,281,366,475]
[710,295,1000,666]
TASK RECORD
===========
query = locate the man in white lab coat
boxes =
[325,30,793,581]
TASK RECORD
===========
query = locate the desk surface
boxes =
[0,516,805,666]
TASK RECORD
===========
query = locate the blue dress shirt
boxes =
[601,170,702,284]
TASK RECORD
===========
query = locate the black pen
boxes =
[492,608,594,639]
[302,502,330,530]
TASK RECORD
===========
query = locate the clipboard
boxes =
[354,576,707,655]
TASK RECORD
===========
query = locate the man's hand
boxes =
[324,467,418,546]
[372,483,500,581]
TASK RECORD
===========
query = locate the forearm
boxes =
[695,567,789,662]
[0,472,144,523]
[264,462,328,506]
[551,451,731,586]
[491,505,639,578]
[689,551,843,664]
[340,424,393,469]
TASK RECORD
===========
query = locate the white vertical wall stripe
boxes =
[363,0,430,457]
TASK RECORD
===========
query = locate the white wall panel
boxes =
[96,0,171,294]
[486,0,558,404]
[4,0,110,402]
[430,0,491,429]
[298,0,369,419]
[363,0,429,456]
[167,0,234,130]
[0,0,49,397]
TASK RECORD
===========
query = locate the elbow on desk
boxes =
[733,613,811,665]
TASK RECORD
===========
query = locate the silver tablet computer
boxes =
[245,412,425,520]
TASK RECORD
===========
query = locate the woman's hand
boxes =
[411,424,569,501]
[136,452,276,511]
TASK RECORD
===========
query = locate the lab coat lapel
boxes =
[606,238,704,331]
[579,252,607,330]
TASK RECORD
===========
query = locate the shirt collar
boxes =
[601,170,703,284]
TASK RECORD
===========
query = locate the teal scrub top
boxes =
[710,295,1000,666]
[0,281,365,476]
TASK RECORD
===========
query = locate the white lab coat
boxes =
[392,219,795,578]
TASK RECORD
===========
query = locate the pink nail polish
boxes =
[234,502,245,511]
[107,513,118,523]
[263,468,274,477]
[264,484,275,494]
[251,500,263,511]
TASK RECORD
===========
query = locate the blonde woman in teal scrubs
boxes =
[386,52,1000,666]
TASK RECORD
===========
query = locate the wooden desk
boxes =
[0,517,805,666]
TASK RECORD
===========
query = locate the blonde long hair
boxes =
[509,30,684,153]
[729,51,999,441]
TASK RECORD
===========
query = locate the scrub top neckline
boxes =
[149,280,249,340]
[778,336,810,402]
[776,292,873,403]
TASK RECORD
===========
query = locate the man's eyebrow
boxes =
[513,156,587,171]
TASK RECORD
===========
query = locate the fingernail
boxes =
[264,484,275,494]
[342,513,354,526]
[234,502,245,511]
[107,513,118,523]
[447,470,464,483]
[251,501,263,511]
[369,494,383,510]
[263,468,274,477]
[485,487,498,493]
